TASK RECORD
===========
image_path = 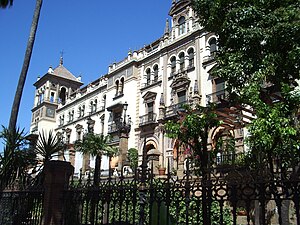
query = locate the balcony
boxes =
[107,122,120,134]
[141,77,162,89]
[139,113,157,127]
[165,101,188,118]
[210,152,246,171]
[206,90,226,104]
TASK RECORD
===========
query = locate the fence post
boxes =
[42,160,74,225]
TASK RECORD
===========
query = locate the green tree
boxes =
[192,0,300,169]
[128,147,138,170]
[165,104,220,174]
[34,130,65,164]
[192,1,300,223]
[0,0,13,8]
[0,126,37,190]
[1,0,43,132]
[75,133,118,186]
[165,104,221,225]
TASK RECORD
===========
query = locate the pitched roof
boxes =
[52,64,78,82]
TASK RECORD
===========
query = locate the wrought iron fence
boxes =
[0,185,44,225]
[63,163,300,225]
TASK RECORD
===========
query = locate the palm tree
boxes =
[0,126,37,190]
[34,130,65,164]
[0,0,43,132]
[75,133,118,186]
[0,0,13,8]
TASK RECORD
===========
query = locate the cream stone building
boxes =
[30,0,244,176]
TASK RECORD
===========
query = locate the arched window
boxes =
[50,92,55,103]
[60,114,64,126]
[120,77,124,94]
[153,65,159,82]
[71,110,74,121]
[78,106,82,117]
[170,56,176,74]
[102,95,106,109]
[179,52,185,71]
[115,80,119,96]
[94,99,97,112]
[90,101,94,113]
[188,48,194,67]
[59,87,67,105]
[209,38,217,55]
[178,16,186,35]
[146,68,151,85]
[82,105,85,117]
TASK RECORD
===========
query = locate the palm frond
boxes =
[0,0,13,8]
[34,130,65,162]
[75,133,113,157]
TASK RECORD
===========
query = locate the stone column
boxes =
[118,131,129,171]
[147,149,160,175]
[43,161,74,225]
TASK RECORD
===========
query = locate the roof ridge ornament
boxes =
[60,50,64,65]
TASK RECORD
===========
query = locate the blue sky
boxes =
[0,1,172,135]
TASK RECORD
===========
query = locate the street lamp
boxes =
[117,102,131,171]
[118,102,131,134]
[123,101,128,124]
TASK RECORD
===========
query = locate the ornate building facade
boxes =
[30,0,244,176]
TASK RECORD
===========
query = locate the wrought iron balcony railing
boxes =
[139,113,157,126]
[206,90,226,104]
[210,152,245,168]
[108,122,120,134]
[165,101,188,118]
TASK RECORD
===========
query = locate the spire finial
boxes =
[60,50,64,65]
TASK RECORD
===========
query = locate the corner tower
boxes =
[169,0,196,40]
[30,58,83,134]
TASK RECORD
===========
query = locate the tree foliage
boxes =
[34,130,64,163]
[128,147,138,169]
[0,0,13,8]
[0,126,37,190]
[165,104,221,173]
[75,133,118,185]
[192,0,300,168]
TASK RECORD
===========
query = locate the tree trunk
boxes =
[94,154,102,186]
[8,0,43,131]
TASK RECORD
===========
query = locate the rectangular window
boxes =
[147,102,154,121]
[177,91,186,104]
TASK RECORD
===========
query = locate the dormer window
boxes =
[153,65,159,82]
[179,52,185,71]
[178,16,186,35]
